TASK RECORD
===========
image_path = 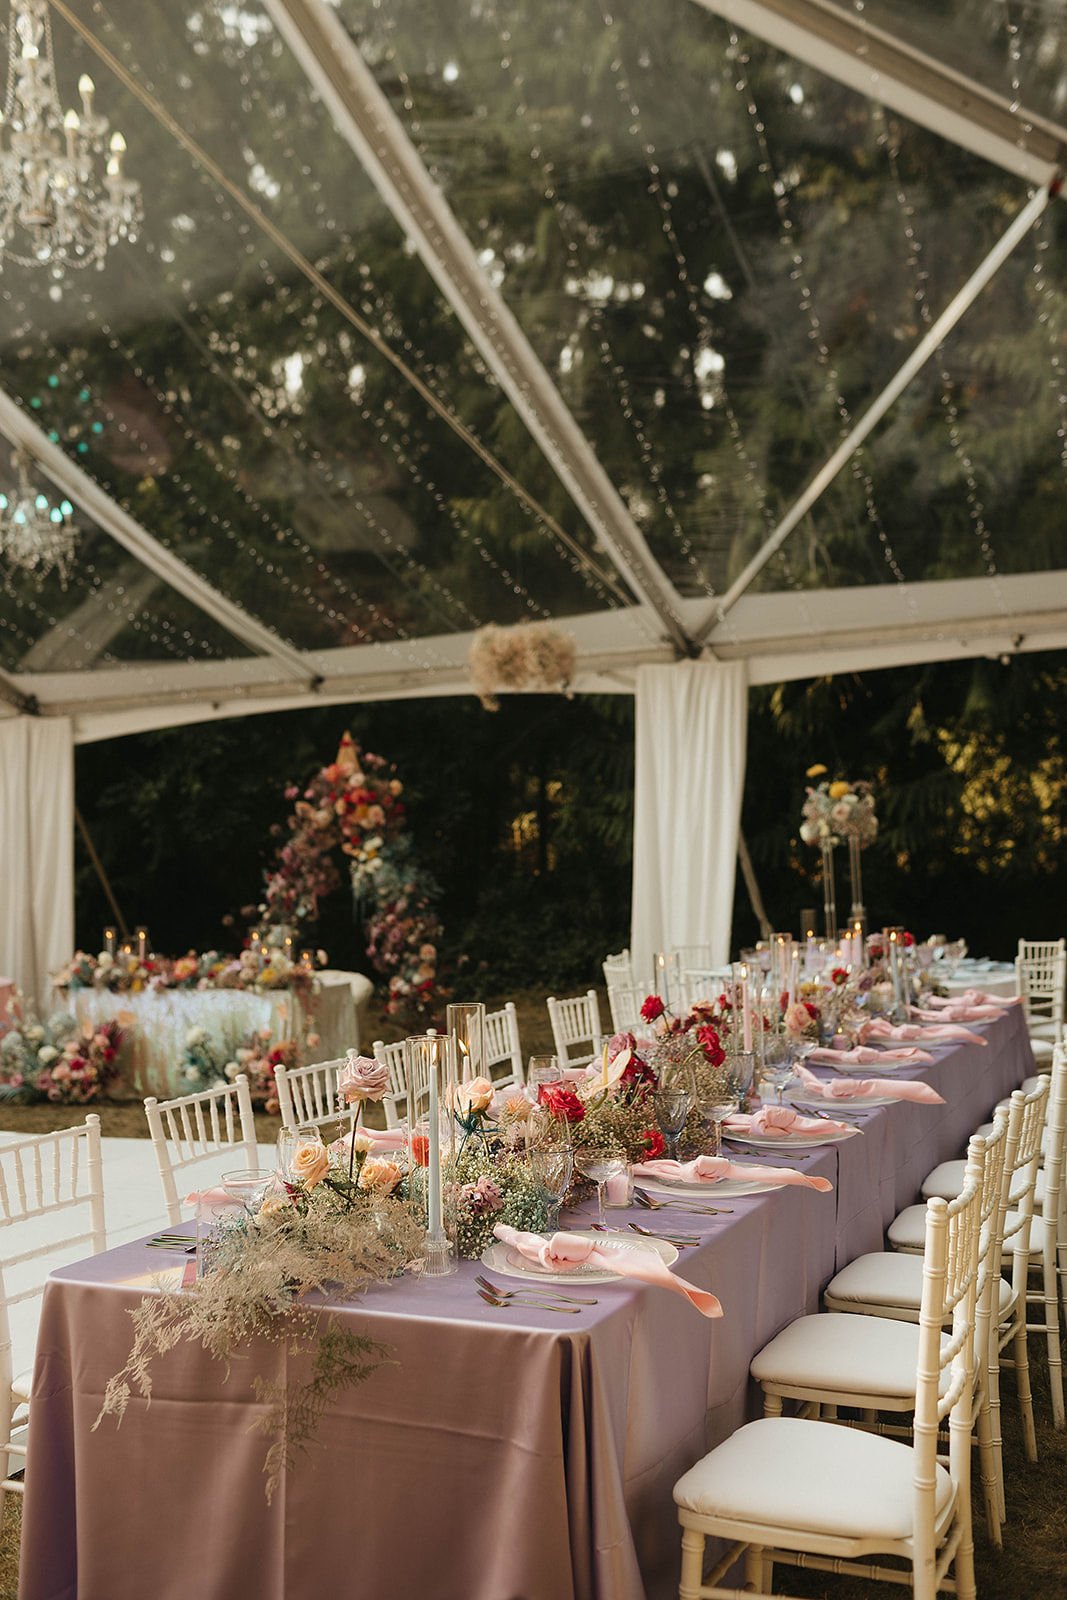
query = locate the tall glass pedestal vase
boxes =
[820,840,838,943]
[405,1033,457,1277]
[847,836,867,936]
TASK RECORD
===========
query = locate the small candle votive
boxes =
[604,1167,634,1208]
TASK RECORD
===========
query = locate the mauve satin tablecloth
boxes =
[19,1007,1033,1600]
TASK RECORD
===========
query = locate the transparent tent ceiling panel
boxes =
[0,0,1062,689]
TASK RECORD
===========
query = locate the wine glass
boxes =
[760,1036,794,1106]
[698,1074,741,1157]
[526,1146,574,1231]
[573,1146,626,1226]
[221,1167,272,1211]
[653,1087,692,1163]
[527,1055,562,1101]
[276,1123,323,1182]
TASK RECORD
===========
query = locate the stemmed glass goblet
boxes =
[653,1087,692,1163]
[573,1146,626,1226]
[760,1036,794,1106]
[526,1147,574,1232]
[698,1074,741,1157]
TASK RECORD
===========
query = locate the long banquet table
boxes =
[19,1007,1033,1600]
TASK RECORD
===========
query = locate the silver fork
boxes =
[476,1287,582,1314]
[634,1188,732,1216]
[475,1273,597,1306]
[788,1100,864,1125]
[625,1221,702,1247]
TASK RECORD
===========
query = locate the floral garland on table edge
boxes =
[180,1026,302,1112]
[799,768,878,849]
[253,733,443,1024]
[468,621,577,712]
[0,1012,126,1103]
[52,946,322,1000]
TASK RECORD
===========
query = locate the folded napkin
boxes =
[794,1062,944,1105]
[808,1044,935,1067]
[724,1104,857,1138]
[632,1153,832,1193]
[926,989,1021,1009]
[911,1004,1004,1023]
[183,1186,247,1213]
[491,1223,722,1318]
[859,1017,985,1047]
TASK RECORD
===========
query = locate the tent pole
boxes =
[74,806,129,941]
[692,175,1059,645]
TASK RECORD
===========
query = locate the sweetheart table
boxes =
[18,1007,1033,1600]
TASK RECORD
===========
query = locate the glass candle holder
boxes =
[404,1033,457,1276]
[446,1002,487,1083]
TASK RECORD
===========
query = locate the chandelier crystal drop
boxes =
[0,448,77,582]
[0,0,141,272]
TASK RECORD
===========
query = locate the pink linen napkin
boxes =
[858,1017,985,1047]
[794,1062,944,1105]
[632,1154,832,1193]
[911,1004,1004,1023]
[724,1104,857,1138]
[808,1044,935,1068]
[183,1186,247,1213]
[491,1223,722,1318]
[926,989,1021,1009]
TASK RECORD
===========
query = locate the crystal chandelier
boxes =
[0,448,76,581]
[0,1,141,271]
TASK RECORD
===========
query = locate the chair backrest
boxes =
[1000,1076,1051,1283]
[912,1141,984,1556]
[0,1115,107,1393]
[1015,941,1066,1027]
[607,983,644,1033]
[547,990,602,1070]
[274,1057,345,1133]
[1040,1044,1067,1257]
[673,944,713,971]
[969,1111,1010,1372]
[372,1038,411,1128]
[144,1074,259,1227]
[677,967,731,1010]
[484,1003,524,1089]
[602,949,634,988]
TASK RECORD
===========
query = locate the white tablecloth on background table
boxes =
[64,971,371,1099]
[942,959,1016,998]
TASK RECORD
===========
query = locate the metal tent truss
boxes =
[0,0,1064,740]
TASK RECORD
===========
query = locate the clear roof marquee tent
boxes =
[1,0,1066,997]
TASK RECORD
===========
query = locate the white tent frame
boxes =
[0,0,1065,992]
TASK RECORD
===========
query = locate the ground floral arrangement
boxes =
[180,1026,301,1112]
[253,733,442,1024]
[0,1012,125,1103]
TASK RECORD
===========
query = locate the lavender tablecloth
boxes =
[19,1007,1033,1600]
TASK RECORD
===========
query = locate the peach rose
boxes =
[291,1141,329,1188]
[450,1076,494,1116]
[358,1157,401,1195]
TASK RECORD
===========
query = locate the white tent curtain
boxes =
[0,717,74,1009]
[630,660,748,989]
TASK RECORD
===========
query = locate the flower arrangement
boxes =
[0,1012,126,1103]
[52,945,321,1002]
[468,621,577,711]
[179,1026,301,1113]
[800,775,878,849]
[254,735,443,1026]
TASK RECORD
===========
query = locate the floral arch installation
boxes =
[254,733,441,1021]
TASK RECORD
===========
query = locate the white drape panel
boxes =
[630,660,748,988]
[0,717,74,1008]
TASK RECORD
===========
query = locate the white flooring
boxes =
[1,1131,279,1381]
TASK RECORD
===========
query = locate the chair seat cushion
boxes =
[674,1416,953,1542]
[825,1250,1014,1319]
[1028,1020,1060,1041]
[10,1371,30,1402]
[888,1204,928,1252]
[750,1312,946,1401]
[1029,1038,1055,1064]
[922,1160,1031,1204]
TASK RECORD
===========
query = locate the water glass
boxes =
[653,1088,692,1162]
[526,1146,573,1230]
[527,1056,562,1100]
[760,1037,794,1105]
[276,1123,324,1182]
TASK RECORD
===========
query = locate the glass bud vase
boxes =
[847,835,866,930]
[404,1033,458,1277]
[820,839,838,943]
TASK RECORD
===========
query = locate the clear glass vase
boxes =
[847,835,866,928]
[820,839,838,943]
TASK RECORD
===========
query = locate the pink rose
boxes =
[291,1141,329,1188]
[339,1052,389,1103]
[448,1076,494,1116]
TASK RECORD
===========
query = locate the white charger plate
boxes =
[636,1174,784,1198]
[820,1055,908,1074]
[727,1127,859,1148]
[481,1228,678,1284]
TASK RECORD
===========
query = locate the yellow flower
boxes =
[806,763,828,778]
[828,780,850,799]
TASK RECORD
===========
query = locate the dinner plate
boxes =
[480,1228,678,1284]
[727,1127,859,1148]
[636,1174,785,1198]
[790,1090,897,1109]
[823,1056,908,1074]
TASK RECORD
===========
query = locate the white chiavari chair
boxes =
[374,1038,415,1129]
[144,1075,258,1227]
[274,1057,346,1134]
[546,990,602,1071]
[484,1003,524,1090]
[0,1116,106,1528]
[606,983,644,1033]
[673,1171,983,1600]
[1015,937,1065,1065]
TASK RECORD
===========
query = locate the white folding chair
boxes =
[607,983,644,1033]
[484,1003,524,1090]
[274,1057,346,1134]
[0,1116,106,1526]
[601,949,633,988]
[144,1074,259,1227]
[677,967,731,1010]
[674,1172,983,1600]
[546,990,602,1071]
[673,944,713,971]
[1024,1041,1067,1428]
